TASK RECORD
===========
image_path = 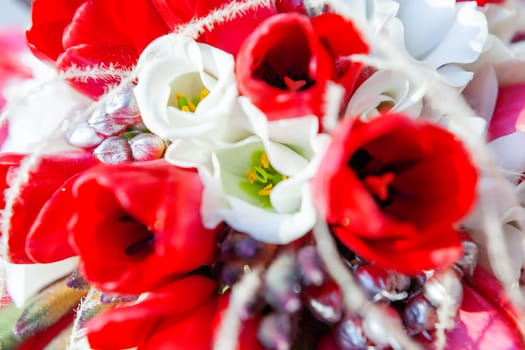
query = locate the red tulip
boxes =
[0,152,96,263]
[313,114,478,274]
[150,0,278,56]
[26,0,170,98]
[236,13,368,122]
[63,160,220,293]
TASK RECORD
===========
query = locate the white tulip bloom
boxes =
[201,98,330,244]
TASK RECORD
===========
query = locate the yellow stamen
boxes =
[200,89,209,100]
[260,152,269,169]
[181,105,190,112]
[258,184,273,196]
[187,100,196,112]
[247,170,256,184]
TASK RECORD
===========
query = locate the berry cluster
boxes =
[215,227,479,349]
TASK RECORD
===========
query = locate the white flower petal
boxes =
[396,0,456,59]
[462,64,498,121]
[463,175,525,286]
[220,186,316,244]
[165,139,216,171]
[489,132,525,180]
[265,141,309,176]
[436,64,474,87]
[3,64,88,153]
[134,35,239,141]
[422,2,488,68]
[484,2,525,43]
[266,116,320,160]
[346,70,425,119]
[270,177,303,213]
[199,100,328,244]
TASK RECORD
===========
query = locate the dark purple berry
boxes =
[334,315,367,350]
[258,313,294,350]
[303,279,343,324]
[402,293,438,335]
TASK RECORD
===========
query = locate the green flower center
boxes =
[241,151,287,208]
[173,89,209,112]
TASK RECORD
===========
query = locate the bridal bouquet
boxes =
[1,0,525,349]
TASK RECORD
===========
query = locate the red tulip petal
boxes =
[25,174,84,263]
[1,152,95,263]
[199,4,278,56]
[151,0,277,56]
[87,275,216,349]
[311,13,369,97]
[26,0,85,61]
[29,0,169,98]
[142,299,218,350]
[56,44,137,99]
[62,0,168,54]
[335,223,463,274]
[143,292,264,349]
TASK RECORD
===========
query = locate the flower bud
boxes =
[14,278,87,338]
[94,136,133,164]
[105,88,141,125]
[66,122,104,149]
[129,133,166,161]
[88,106,127,136]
